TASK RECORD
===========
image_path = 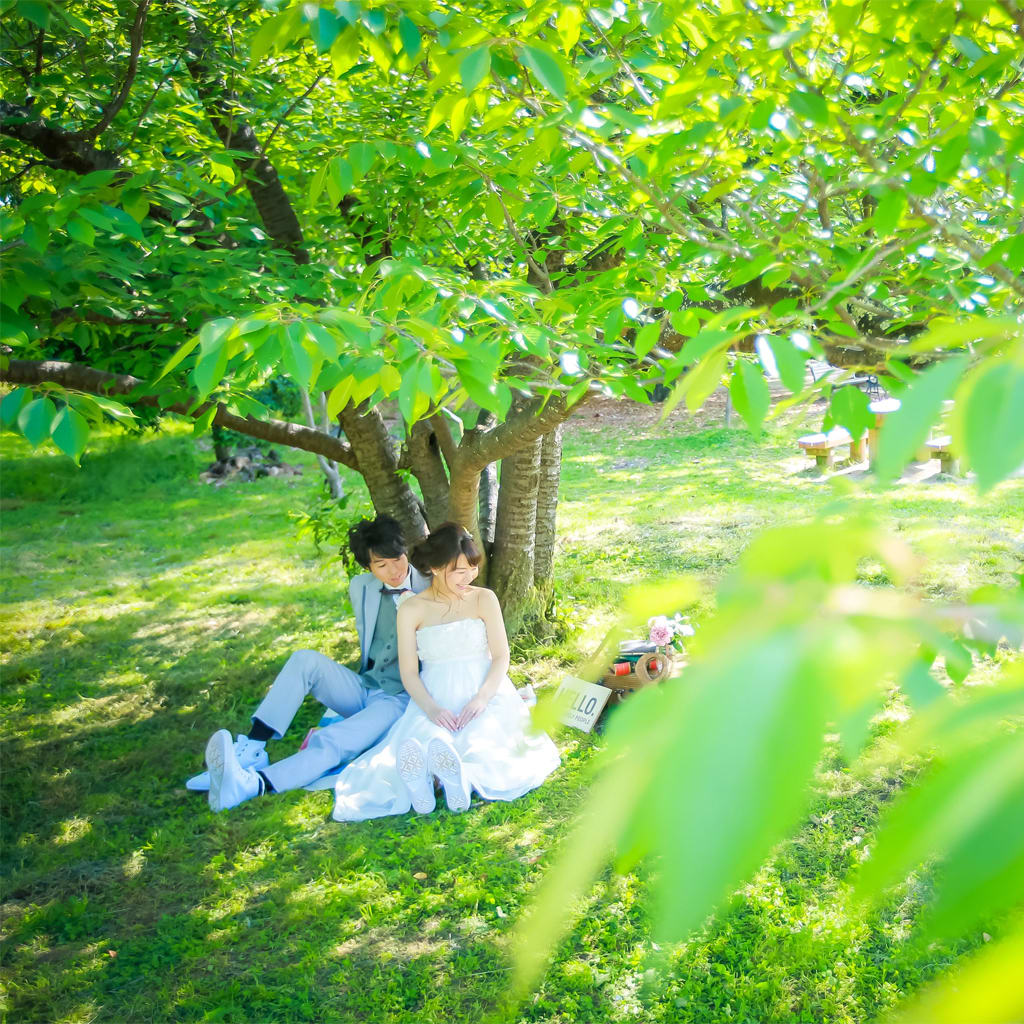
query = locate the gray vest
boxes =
[361,592,404,696]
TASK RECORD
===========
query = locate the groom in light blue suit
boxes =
[191,515,429,811]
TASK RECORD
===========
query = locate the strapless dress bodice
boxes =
[416,617,489,663]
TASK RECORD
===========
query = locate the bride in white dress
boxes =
[333,522,560,821]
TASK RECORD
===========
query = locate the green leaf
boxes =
[192,403,218,438]
[18,1,50,29]
[307,8,341,54]
[485,191,505,229]
[283,324,313,391]
[875,356,969,482]
[0,387,32,427]
[788,89,829,125]
[961,360,1024,492]
[750,100,774,132]
[192,345,229,399]
[398,359,432,424]
[66,217,95,246]
[854,731,1024,943]
[50,406,90,464]
[678,328,734,366]
[122,191,149,223]
[669,309,699,338]
[77,206,112,230]
[348,143,376,180]
[326,376,355,420]
[634,322,661,359]
[398,15,421,58]
[556,5,583,53]
[663,349,727,419]
[899,659,946,710]
[426,94,458,136]
[89,394,136,423]
[251,13,284,59]
[519,45,566,100]
[208,153,236,185]
[951,34,984,64]
[100,204,145,241]
[889,921,1024,1024]
[873,190,905,235]
[23,219,50,254]
[565,378,590,409]
[156,333,201,383]
[730,359,771,432]
[762,335,807,393]
[827,386,871,439]
[309,161,329,205]
[450,97,470,139]
[328,157,353,202]
[17,397,56,448]
[460,46,491,93]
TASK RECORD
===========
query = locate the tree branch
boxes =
[69,0,150,142]
[262,71,326,157]
[0,99,121,174]
[454,391,584,475]
[1,359,358,469]
[184,21,309,262]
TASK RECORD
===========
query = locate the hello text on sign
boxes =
[553,676,612,733]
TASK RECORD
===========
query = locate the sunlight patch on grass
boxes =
[53,818,92,846]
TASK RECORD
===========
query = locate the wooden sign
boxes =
[554,676,612,733]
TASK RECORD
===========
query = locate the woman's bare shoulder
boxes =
[469,586,500,610]
[397,592,431,622]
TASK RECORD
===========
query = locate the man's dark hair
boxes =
[348,515,407,568]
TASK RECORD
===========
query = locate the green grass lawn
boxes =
[2,404,1021,1023]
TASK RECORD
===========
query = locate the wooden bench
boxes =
[797,427,868,470]
[926,435,959,475]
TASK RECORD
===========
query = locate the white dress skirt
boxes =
[332,617,560,821]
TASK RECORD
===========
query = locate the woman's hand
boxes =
[427,705,459,732]
[456,693,490,730]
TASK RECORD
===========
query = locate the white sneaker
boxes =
[427,738,470,812]
[186,734,268,791]
[206,729,262,812]
[398,739,436,814]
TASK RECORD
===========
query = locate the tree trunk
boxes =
[406,419,450,528]
[476,406,498,551]
[339,402,427,543]
[533,424,563,590]
[489,436,543,635]
[211,423,231,463]
[301,389,344,500]
[447,461,482,543]
[479,460,498,549]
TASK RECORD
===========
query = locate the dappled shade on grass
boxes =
[2,418,1021,1022]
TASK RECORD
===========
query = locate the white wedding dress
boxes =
[332,618,560,821]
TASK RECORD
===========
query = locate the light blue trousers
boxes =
[253,649,407,793]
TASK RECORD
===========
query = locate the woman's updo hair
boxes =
[410,522,482,577]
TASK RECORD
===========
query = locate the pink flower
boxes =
[648,616,674,647]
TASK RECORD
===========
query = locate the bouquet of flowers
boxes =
[647,613,695,653]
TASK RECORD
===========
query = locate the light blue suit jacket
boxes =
[349,567,430,673]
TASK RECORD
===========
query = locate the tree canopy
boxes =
[3,0,1021,473]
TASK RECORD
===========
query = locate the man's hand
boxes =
[455,693,489,730]
[428,705,459,732]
